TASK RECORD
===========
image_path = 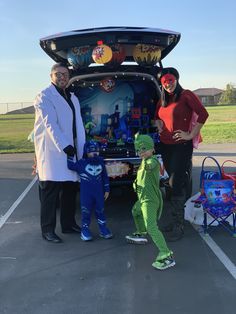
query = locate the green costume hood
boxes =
[134,133,154,152]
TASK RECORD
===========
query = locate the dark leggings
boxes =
[158,141,193,197]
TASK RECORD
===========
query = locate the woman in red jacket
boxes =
[155,67,209,241]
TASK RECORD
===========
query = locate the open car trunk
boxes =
[40,26,181,183]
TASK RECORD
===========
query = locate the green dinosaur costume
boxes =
[131,134,173,261]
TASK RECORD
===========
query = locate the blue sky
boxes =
[0,0,235,107]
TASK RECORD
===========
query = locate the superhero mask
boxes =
[134,134,154,153]
[83,140,100,157]
[160,73,176,87]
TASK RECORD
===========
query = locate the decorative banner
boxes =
[107,44,126,66]
[67,46,92,69]
[92,44,112,64]
[100,77,116,93]
[133,44,162,66]
[105,161,130,178]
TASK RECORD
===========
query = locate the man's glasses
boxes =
[53,72,70,79]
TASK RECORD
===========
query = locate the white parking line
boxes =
[0,176,37,229]
[192,224,236,280]
[1,175,236,280]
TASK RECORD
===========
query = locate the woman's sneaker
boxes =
[81,227,93,241]
[125,232,148,244]
[152,256,176,270]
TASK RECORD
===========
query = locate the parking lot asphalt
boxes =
[0,144,236,314]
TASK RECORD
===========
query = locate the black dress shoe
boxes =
[42,232,62,243]
[62,225,81,234]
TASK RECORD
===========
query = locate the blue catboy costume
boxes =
[67,141,112,241]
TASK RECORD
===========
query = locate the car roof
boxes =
[40,26,181,66]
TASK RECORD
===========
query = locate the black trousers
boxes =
[39,181,78,233]
[158,141,193,197]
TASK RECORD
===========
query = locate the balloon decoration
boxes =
[67,46,92,69]
[133,44,162,66]
[107,44,126,66]
[92,44,112,64]
[100,77,116,93]
[67,48,79,69]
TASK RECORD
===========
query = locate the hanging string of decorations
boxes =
[72,77,116,93]
[67,42,163,69]
[72,73,157,96]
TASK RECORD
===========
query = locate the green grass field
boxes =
[0,114,35,153]
[201,106,236,144]
[0,105,236,153]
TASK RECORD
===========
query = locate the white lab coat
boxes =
[34,84,85,181]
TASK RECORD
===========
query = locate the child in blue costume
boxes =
[67,140,113,241]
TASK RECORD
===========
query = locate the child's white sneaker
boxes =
[125,232,148,244]
[152,256,176,270]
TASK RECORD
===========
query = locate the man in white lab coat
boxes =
[34,63,85,243]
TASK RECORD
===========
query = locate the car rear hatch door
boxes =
[39,26,181,68]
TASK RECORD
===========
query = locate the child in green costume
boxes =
[126,134,175,270]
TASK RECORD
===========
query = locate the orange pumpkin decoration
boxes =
[133,44,162,66]
[107,44,126,66]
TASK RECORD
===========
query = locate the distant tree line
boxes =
[218,83,236,105]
